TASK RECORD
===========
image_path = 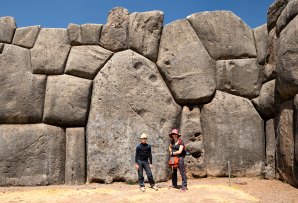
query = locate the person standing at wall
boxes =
[168,129,188,192]
[135,133,158,192]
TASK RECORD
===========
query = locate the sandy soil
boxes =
[0,177,297,203]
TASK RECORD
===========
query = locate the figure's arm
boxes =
[135,146,139,169]
[172,145,183,156]
[149,145,152,164]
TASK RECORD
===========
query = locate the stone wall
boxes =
[0,0,297,187]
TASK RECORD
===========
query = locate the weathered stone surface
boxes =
[201,91,264,177]
[129,11,163,62]
[187,11,256,60]
[65,128,85,185]
[100,7,129,51]
[179,106,206,177]
[267,0,290,31]
[67,23,81,45]
[264,119,276,179]
[65,45,113,79]
[0,45,46,124]
[87,50,181,183]
[12,26,41,48]
[252,80,277,119]
[31,28,71,74]
[157,19,216,104]
[81,24,102,45]
[253,24,268,65]
[276,0,298,35]
[0,124,65,186]
[180,106,202,142]
[276,100,296,186]
[0,16,16,43]
[216,58,262,99]
[0,43,3,54]
[276,16,298,101]
[43,75,92,126]
[294,95,298,185]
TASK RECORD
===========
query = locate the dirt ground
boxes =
[0,177,297,203]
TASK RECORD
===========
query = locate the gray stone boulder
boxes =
[180,106,202,142]
[264,119,276,179]
[216,58,262,99]
[129,11,163,62]
[187,11,256,60]
[0,44,46,124]
[252,80,277,119]
[43,75,92,126]
[100,7,129,51]
[0,16,16,43]
[31,28,71,74]
[253,24,268,65]
[267,0,290,31]
[157,19,216,104]
[276,0,298,35]
[275,100,296,186]
[67,23,102,45]
[65,128,85,185]
[276,16,298,101]
[201,91,264,177]
[87,50,181,183]
[0,124,65,186]
[65,45,113,79]
[12,25,41,48]
[294,95,298,185]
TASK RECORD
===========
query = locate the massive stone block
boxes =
[0,124,65,186]
[216,58,262,99]
[253,24,268,65]
[157,19,216,104]
[100,7,129,51]
[65,128,85,185]
[31,28,71,74]
[187,11,256,60]
[43,75,92,126]
[87,50,181,183]
[12,26,41,48]
[67,23,102,45]
[276,16,298,101]
[267,0,290,31]
[180,106,206,177]
[294,95,298,185]
[265,119,276,179]
[0,16,16,43]
[201,91,264,177]
[65,45,113,79]
[0,45,46,124]
[276,0,298,35]
[275,100,296,186]
[252,80,277,119]
[129,11,163,62]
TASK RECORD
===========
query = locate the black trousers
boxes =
[172,157,187,188]
[137,160,155,187]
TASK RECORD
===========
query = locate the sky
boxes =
[0,0,275,29]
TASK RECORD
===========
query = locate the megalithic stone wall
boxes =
[0,0,297,187]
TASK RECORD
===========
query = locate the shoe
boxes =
[151,185,158,191]
[140,187,145,192]
[168,185,177,189]
[181,187,188,192]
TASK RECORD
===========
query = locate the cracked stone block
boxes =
[65,45,113,79]
[0,16,16,43]
[87,49,181,183]
[0,124,65,186]
[12,25,41,48]
[43,75,92,126]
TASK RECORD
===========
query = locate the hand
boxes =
[135,164,139,170]
[150,164,153,169]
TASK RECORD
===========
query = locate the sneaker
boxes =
[151,185,158,191]
[168,185,178,189]
[140,187,145,192]
[181,187,188,192]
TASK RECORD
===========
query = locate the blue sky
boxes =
[1,0,274,29]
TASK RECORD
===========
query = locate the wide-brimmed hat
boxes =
[169,129,181,138]
[140,133,148,139]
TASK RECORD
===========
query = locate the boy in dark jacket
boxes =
[135,133,158,192]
